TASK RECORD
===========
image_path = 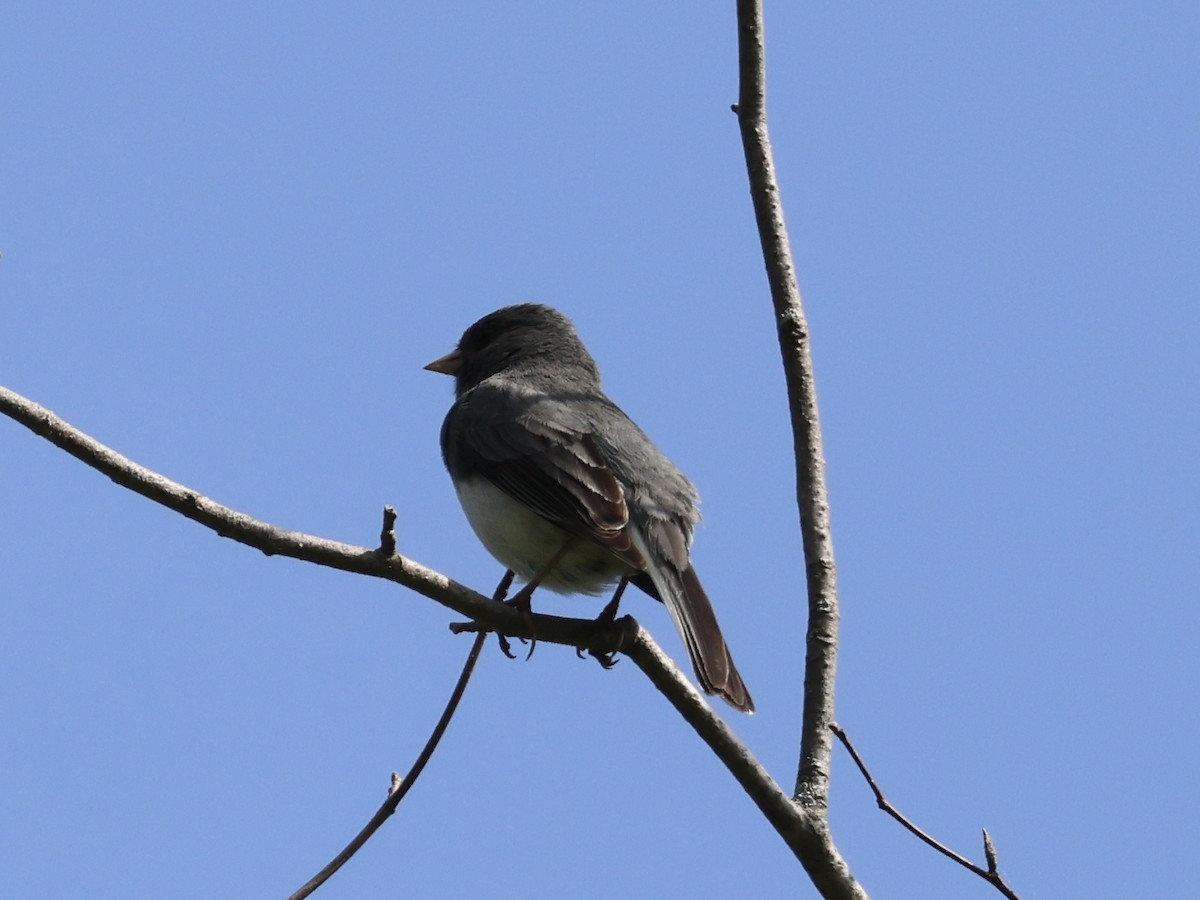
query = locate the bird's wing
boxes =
[447,384,648,569]
[447,381,754,712]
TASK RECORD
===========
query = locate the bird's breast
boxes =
[454,477,629,595]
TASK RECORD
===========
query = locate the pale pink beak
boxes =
[424,348,462,376]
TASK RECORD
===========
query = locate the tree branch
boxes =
[734,2,860,895]
[0,385,599,651]
[734,0,839,832]
[290,571,515,897]
[0,384,817,868]
[290,629,489,900]
[832,725,1021,899]
[735,0,840,813]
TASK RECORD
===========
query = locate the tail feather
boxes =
[628,524,754,713]
[636,561,753,713]
[672,565,754,713]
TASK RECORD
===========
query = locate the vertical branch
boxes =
[734,0,841,814]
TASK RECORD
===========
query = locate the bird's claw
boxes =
[505,590,538,660]
[575,644,620,669]
[591,648,619,670]
[496,632,517,659]
[575,597,624,669]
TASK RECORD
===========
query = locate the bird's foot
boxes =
[488,570,519,659]
[575,593,625,669]
[506,587,538,660]
[495,632,517,659]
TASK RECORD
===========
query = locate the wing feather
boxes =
[446,385,646,569]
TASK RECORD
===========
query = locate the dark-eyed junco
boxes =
[426,304,753,713]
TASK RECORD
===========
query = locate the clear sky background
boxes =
[3,4,1197,899]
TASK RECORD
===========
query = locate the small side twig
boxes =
[289,572,514,898]
[377,505,397,556]
[288,631,490,899]
[983,828,999,874]
[831,724,1021,900]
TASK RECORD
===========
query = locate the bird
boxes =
[425,304,753,713]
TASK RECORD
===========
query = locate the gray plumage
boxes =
[428,304,754,713]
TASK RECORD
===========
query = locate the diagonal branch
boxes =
[290,629,489,900]
[0,384,599,651]
[290,569,514,898]
[832,725,1021,899]
[0,383,817,866]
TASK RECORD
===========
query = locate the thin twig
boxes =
[290,573,513,897]
[289,629,488,899]
[831,725,1021,900]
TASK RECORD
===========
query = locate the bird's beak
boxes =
[424,348,463,376]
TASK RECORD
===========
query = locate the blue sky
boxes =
[3,4,1197,898]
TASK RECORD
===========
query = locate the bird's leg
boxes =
[596,576,630,625]
[508,536,576,660]
[576,575,631,670]
[490,570,518,659]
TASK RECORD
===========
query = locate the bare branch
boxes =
[0,384,818,869]
[290,572,514,898]
[983,829,999,874]
[378,505,398,556]
[734,0,842,833]
[290,630,488,899]
[832,725,1021,899]
[0,385,599,652]
[626,629,865,897]
[732,3,861,895]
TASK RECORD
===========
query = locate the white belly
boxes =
[454,477,628,595]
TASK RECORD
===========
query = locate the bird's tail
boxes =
[672,564,754,713]
[637,561,754,714]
